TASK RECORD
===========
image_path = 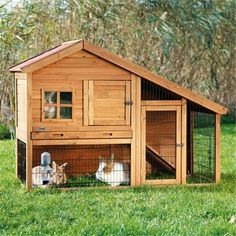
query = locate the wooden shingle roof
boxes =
[9,39,228,114]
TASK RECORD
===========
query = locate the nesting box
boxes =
[10,40,227,189]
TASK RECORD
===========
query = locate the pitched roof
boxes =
[9,40,82,72]
[9,39,228,114]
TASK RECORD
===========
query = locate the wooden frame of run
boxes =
[141,104,182,185]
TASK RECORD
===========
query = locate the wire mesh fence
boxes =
[187,103,216,183]
[17,139,26,182]
[142,79,181,100]
[32,144,131,188]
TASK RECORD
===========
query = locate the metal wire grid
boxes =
[32,144,131,187]
[187,103,216,183]
[17,139,26,182]
[141,79,182,100]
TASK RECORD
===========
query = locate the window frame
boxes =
[41,89,74,122]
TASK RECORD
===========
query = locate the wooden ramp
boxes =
[146,144,175,173]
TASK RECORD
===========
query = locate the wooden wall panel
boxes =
[34,50,130,79]
[87,80,131,126]
[16,78,27,142]
[31,50,131,132]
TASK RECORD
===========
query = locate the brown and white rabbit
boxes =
[95,154,130,187]
[32,161,68,186]
[51,161,68,185]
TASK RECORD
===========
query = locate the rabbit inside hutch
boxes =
[95,154,130,187]
[32,152,68,187]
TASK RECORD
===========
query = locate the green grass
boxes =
[0,124,236,235]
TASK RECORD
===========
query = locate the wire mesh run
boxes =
[17,139,26,182]
[187,103,216,183]
[32,144,131,188]
[146,110,176,180]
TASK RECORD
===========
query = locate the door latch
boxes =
[124,100,133,106]
[176,143,184,147]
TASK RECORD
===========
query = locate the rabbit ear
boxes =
[52,161,57,171]
[60,163,68,169]
[110,153,114,161]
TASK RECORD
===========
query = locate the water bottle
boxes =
[41,152,52,185]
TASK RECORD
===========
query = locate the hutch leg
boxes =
[215,114,221,183]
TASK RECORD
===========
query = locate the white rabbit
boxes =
[95,154,130,187]
[44,93,56,119]
[45,106,56,119]
[32,161,68,186]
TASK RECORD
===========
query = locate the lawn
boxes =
[0,124,235,235]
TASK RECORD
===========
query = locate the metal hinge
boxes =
[176,143,184,148]
[124,100,133,106]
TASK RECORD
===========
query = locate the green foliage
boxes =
[0,123,11,139]
[222,112,236,124]
[0,124,235,235]
[0,0,235,123]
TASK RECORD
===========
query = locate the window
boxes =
[43,90,73,120]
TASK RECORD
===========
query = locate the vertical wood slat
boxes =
[88,80,94,125]
[140,106,146,185]
[130,74,141,186]
[41,89,44,121]
[15,77,18,177]
[125,81,131,125]
[26,73,32,190]
[135,75,141,186]
[83,80,89,126]
[215,114,221,183]
[130,75,136,186]
[181,98,187,184]
[176,106,182,184]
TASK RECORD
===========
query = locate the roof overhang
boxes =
[9,39,228,115]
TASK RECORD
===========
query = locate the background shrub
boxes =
[0,124,11,140]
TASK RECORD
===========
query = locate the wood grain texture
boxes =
[87,80,131,126]
[31,50,131,131]
[32,139,132,145]
[26,73,32,190]
[181,98,187,184]
[31,130,133,140]
[176,106,182,184]
[16,77,27,142]
[140,106,146,185]
[134,75,141,186]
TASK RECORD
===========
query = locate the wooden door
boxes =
[141,105,182,185]
[85,80,131,126]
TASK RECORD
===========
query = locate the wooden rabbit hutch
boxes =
[10,40,228,190]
